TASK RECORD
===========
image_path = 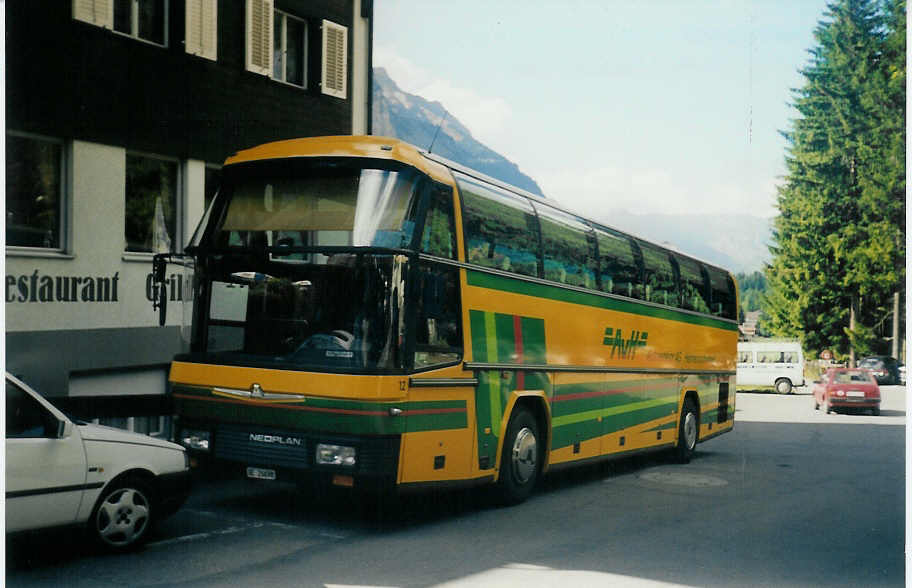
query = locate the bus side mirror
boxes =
[153,254,168,326]
[158,283,168,326]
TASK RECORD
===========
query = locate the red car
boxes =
[813,368,881,415]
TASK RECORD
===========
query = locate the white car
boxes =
[6,373,191,551]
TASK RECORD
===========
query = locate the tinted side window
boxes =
[676,255,710,313]
[420,183,457,259]
[639,241,677,307]
[536,204,597,288]
[595,228,643,299]
[458,174,540,278]
[6,381,56,439]
[413,262,462,369]
[708,268,737,319]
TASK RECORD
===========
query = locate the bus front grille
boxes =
[216,424,310,469]
[213,423,400,476]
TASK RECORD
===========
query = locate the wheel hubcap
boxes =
[683,412,697,450]
[96,488,149,546]
[511,427,538,484]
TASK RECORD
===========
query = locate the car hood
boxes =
[78,422,185,452]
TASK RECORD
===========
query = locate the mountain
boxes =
[371,68,543,195]
[602,211,772,274]
[371,68,771,274]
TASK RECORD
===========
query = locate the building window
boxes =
[6,133,65,251]
[273,10,307,87]
[113,0,167,46]
[246,1,347,97]
[125,153,179,254]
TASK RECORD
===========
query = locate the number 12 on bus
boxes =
[154,135,738,504]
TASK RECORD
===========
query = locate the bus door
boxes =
[400,259,470,483]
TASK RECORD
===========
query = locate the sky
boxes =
[373,0,832,219]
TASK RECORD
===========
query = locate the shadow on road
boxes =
[6,527,97,571]
[7,445,716,574]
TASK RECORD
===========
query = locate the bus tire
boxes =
[496,406,541,505]
[674,398,699,464]
[775,378,793,395]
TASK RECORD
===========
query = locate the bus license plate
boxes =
[247,467,276,480]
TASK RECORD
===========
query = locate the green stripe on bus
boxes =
[551,400,679,449]
[171,386,467,434]
[521,316,547,363]
[466,270,737,331]
[470,310,489,362]
[485,311,503,436]
[468,310,550,469]
[551,395,678,428]
[643,420,679,433]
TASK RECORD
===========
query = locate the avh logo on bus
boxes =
[603,327,649,359]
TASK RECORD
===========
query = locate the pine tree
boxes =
[765,0,904,359]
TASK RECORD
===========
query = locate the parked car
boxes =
[5,373,191,551]
[813,368,881,415]
[858,356,901,385]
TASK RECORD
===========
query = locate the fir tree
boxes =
[766,0,904,359]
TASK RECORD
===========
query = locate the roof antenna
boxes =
[427,110,449,154]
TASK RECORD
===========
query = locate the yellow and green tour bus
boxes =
[154,135,737,504]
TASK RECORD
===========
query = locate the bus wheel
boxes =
[775,378,793,395]
[674,398,699,464]
[497,406,541,505]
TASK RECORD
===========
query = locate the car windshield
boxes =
[858,358,883,369]
[832,371,870,383]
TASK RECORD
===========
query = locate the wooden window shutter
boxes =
[73,0,113,29]
[246,0,273,76]
[186,0,218,61]
[321,20,348,99]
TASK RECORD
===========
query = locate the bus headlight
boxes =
[316,443,356,467]
[180,429,211,451]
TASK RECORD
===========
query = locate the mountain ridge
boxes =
[372,67,544,195]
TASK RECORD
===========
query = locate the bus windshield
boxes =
[203,253,408,372]
[193,160,427,373]
[206,161,423,251]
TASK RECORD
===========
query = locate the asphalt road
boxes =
[6,386,907,587]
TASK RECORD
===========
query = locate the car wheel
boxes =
[674,398,699,464]
[775,378,793,395]
[871,407,881,416]
[90,477,154,552]
[496,406,541,505]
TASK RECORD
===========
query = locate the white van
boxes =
[737,341,805,394]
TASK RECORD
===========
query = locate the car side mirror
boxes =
[57,418,74,439]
